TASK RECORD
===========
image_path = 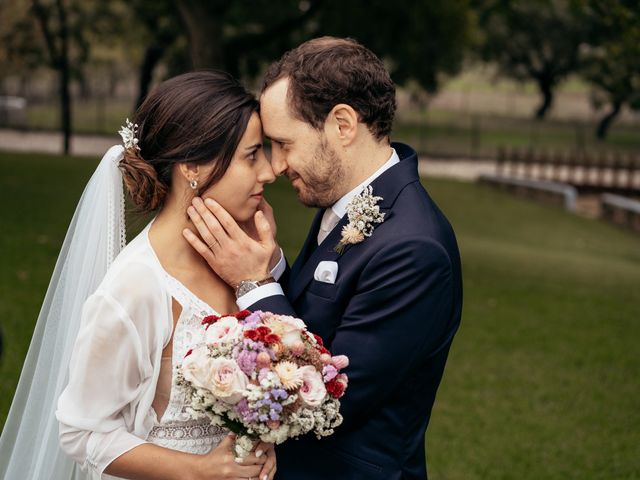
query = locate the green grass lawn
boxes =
[1,152,639,479]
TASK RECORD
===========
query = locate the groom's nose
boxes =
[270,151,288,177]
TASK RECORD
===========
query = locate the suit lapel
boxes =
[287,142,420,304]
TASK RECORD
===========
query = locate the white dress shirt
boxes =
[236,148,400,309]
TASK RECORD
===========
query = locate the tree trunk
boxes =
[56,0,71,155]
[175,1,225,69]
[535,78,554,119]
[135,45,165,110]
[596,101,622,140]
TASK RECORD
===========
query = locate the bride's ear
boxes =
[177,162,199,186]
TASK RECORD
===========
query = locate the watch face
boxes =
[236,281,259,298]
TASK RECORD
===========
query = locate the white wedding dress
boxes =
[56,222,228,479]
[146,262,228,455]
[0,145,280,480]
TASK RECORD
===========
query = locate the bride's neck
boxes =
[149,201,209,273]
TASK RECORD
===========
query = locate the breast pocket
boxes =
[306,279,338,301]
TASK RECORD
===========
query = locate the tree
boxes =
[126,0,182,109]
[317,0,473,94]
[129,0,473,106]
[0,1,46,92]
[580,0,640,139]
[32,0,74,154]
[474,0,589,119]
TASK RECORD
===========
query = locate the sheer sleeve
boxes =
[56,290,148,475]
[56,260,170,478]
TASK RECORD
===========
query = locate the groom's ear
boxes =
[326,103,358,146]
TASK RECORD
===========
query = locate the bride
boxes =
[0,71,279,480]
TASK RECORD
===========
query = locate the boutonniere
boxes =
[335,185,385,253]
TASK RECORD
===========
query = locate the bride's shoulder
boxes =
[96,229,168,306]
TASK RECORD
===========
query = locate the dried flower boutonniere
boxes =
[335,185,385,253]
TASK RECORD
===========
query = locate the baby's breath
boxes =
[335,185,385,253]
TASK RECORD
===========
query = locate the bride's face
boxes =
[202,112,275,222]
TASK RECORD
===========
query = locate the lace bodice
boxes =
[146,273,227,454]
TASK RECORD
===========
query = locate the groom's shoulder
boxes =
[386,180,456,241]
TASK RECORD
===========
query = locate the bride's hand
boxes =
[257,442,277,480]
[193,433,266,480]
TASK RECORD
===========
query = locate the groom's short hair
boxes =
[262,37,396,141]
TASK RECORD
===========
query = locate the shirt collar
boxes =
[331,148,400,219]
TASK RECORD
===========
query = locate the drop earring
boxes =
[190,179,198,190]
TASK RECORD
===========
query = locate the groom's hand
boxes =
[183,197,277,287]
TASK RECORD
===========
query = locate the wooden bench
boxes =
[600,193,640,232]
[479,174,578,212]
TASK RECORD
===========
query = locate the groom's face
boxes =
[260,78,347,208]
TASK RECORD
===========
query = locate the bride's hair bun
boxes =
[116,71,258,213]
[119,146,168,211]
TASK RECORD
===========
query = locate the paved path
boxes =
[0,129,117,157]
[0,129,610,219]
[0,128,496,181]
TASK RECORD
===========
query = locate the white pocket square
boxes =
[314,261,338,284]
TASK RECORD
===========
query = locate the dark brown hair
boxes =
[262,37,396,141]
[119,71,259,212]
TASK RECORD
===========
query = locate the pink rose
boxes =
[322,364,338,382]
[205,316,243,345]
[290,341,306,356]
[331,355,349,371]
[297,365,327,407]
[180,345,214,390]
[207,358,248,404]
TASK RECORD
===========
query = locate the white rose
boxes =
[205,316,243,345]
[265,315,307,347]
[297,365,327,407]
[180,345,214,390]
[208,358,248,404]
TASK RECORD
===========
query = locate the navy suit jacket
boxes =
[250,143,462,480]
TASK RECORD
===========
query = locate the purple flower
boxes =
[236,349,258,376]
[270,388,288,401]
[235,398,250,416]
[243,311,264,328]
[259,413,269,422]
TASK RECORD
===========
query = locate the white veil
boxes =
[0,145,127,480]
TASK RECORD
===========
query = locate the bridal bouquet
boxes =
[176,310,349,460]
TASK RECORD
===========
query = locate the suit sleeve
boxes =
[235,258,291,311]
[330,238,456,429]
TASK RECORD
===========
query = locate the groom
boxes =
[185,37,462,480]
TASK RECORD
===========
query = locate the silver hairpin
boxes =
[118,118,140,151]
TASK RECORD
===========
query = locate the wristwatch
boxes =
[234,276,276,299]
